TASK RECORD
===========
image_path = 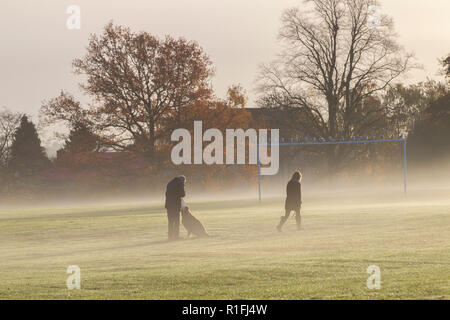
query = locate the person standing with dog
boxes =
[277,171,302,232]
[165,176,186,241]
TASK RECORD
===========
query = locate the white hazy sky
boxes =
[1,0,449,120]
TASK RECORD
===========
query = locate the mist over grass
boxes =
[0,188,449,299]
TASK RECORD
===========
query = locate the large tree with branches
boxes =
[42,23,214,158]
[257,0,416,172]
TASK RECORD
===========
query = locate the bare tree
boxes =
[0,107,21,167]
[257,0,417,172]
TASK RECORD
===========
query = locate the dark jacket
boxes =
[285,179,301,210]
[165,177,186,210]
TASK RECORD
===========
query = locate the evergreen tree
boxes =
[58,122,98,156]
[9,115,49,176]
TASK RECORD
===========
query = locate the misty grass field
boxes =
[0,191,449,300]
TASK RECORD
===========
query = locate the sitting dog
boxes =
[181,206,209,238]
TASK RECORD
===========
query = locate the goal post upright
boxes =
[257,136,407,203]
[257,142,262,203]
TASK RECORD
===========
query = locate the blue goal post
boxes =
[256,135,407,203]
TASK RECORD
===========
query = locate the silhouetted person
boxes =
[165,176,186,240]
[277,171,302,232]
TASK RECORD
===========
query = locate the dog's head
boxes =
[181,206,191,217]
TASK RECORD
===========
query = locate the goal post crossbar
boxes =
[256,138,407,203]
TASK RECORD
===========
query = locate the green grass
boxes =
[0,192,449,299]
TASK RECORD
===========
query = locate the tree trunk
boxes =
[146,121,155,159]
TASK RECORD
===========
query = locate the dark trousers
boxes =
[278,207,301,230]
[167,207,180,240]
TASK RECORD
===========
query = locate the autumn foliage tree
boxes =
[226,84,248,109]
[39,24,263,193]
[42,23,215,159]
[156,85,260,190]
[73,22,214,157]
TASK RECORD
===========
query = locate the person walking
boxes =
[277,171,302,232]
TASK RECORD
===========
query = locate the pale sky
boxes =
[1,0,449,121]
